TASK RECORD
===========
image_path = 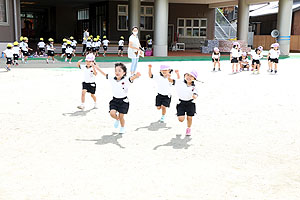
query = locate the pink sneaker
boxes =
[186,128,191,136]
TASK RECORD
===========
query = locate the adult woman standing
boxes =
[128,26,142,75]
[82,28,89,56]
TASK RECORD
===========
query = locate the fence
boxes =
[253,35,300,51]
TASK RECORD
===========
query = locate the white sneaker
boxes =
[77,105,85,110]
[94,103,98,109]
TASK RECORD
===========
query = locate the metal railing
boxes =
[215,8,237,40]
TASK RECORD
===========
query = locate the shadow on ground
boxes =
[135,121,172,132]
[153,134,192,150]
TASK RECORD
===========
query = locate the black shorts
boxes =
[66,53,72,59]
[155,93,171,107]
[118,46,124,51]
[103,46,108,51]
[13,54,19,60]
[82,82,96,94]
[212,58,220,62]
[148,44,153,48]
[47,50,54,57]
[22,51,29,56]
[71,46,76,50]
[268,57,271,61]
[6,58,13,64]
[176,100,196,117]
[62,48,66,54]
[109,97,129,114]
[92,47,97,52]
[252,59,260,65]
[86,47,91,51]
[270,58,279,63]
[242,64,249,68]
[39,48,45,53]
[231,57,238,63]
[96,47,100,51]
[239,56,242,61]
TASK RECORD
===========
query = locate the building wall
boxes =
[292,10,300,35]
[250,14,277,35]
[55,6,76,40]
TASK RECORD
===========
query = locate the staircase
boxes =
[215,8,237,40]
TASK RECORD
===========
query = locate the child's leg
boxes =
[257,64,260,73]
[119,113,125,127]
[213,61,216,68]
[156,106,161,110]
[161,105,167,115]
[236,63,239,71]
[81,90,87,104]
[232,63,234,72]
[110,110,119,120]
[91,93,96,102]
[187,116,193,128]
[178,116,185,122]
[217,61,220,69]
[275,63,278,71]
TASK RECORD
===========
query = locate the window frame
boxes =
[140,5,154,31]
[177,18,207,38]
[0,0,9,26]
[117,4,128,31]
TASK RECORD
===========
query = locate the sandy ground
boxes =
[0,58,300,200]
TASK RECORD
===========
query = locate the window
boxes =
[77,8,89,20]
[0,0,8,25]
[118,5,128,31]
[140,6,153,31]
[177,18,207,38]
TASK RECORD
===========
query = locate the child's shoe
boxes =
[77,104,85,110]
[186,128,191,136]
[218,68,221,71]
[119,127,125,134]
[275,70,277,74]
[213,68,215,71]
[114,120,120,128]
[160,115,165,123]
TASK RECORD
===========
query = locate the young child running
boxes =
[61,38,67,58]
[37,38,46,56]
[92,38,97,55]
[12,41,21,66]
[46,38,55,64]
[118,36,125,57]
[230,42,240,73]
[95,63,141,134]
[86,37,92,55]
[70,36,77,56]
[65,41,73,63]
[251,46,263,74]
[212,47,221,71]
[269,43,280,74]
[95,37,101,56]
[102,36,109,57]
[77,54,98,110]
[148,64,175,123]
[21,37,32,64]
[174,70,198,136]
[3,43,14,71]
[240,52,250,71]
[267,44,274,72]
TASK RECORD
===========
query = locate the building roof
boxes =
[249,1,300,17]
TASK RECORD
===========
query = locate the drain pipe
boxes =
[13,0,18,41]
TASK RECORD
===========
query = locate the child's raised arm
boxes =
[92,64,98,76]
[148,64,153,78]
[175,70,180,79]
[130,72,141,82]
[94,63,107,77]
[77,59,83,68]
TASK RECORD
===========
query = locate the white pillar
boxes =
[277,0,293,56]
[154,0,168,57]
[129,0,141,32]
[237,0,249,42]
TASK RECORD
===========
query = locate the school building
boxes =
[0,0,294,56]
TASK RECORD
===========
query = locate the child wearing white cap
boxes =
[251,46,263,74]
[240,52,250,71]
[212,47,221,71]
[269,43,280,73]
[174,70,199,136]
[148,64,179,123]
[95,62,141,134]
[76,53,98,110]
[230,42,240,73]
[118,36,125,57]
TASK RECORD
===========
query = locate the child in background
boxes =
[251,46,263,74]
[46,38,55,64]
[269,43,280,74]
[37,38,46,56]
[95,63,141,134]
[212,47,221,71]
[65,41,73,64]
[240,52,250,71]
[92,38,97,55]
[70,36,77,56]
[267,44,274,72]
[118,36,125,57]
[76,54,98,110]
[148,64,176,123]
[21,37,32,64]
[3,43,14,71]
[61,38,67,58]
[95,36,101,56]
[12,41,21,66]
[86,37,92,55]
[230,42,240,73]
[102,36,109,57]
[147,36,153,49]
[174,70,198,136]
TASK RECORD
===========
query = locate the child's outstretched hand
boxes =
[175,70,179,74]
[78,59,83,62]
[192,94,198,99]
[148,64,152,68]
[136,72,141,78]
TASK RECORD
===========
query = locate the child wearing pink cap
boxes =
[76,53,98,110]
[230,42,240,73]
[251,46,263,74]
[212,47,221,71]
[95,62,141,134]
[174,70,199,136]
[267,44,274,72]
[268,43,280,73]
[148,64,179,123]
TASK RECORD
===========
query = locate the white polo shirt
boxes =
[230,48,239,58]
[118,40,124,47]
[12,46,20,54]
[128,34,140,59]
[80,65,96,83]
[38,41,45,48]
[106,74,132,98]
[71,40,77,46]
[102,39,109,46]
[252,51,263,60]
[86,41,92,47]
[66,47,73,54]
[62,42,67,49]
[152,73,173,96]
[3,49,14,58]
[175,80,198,101]
[212,52,220,59]
[269,49,280,59]
[47,44,54,51]
[21,43,28,52]
[92,42,96,47]
[96,41,101,47]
